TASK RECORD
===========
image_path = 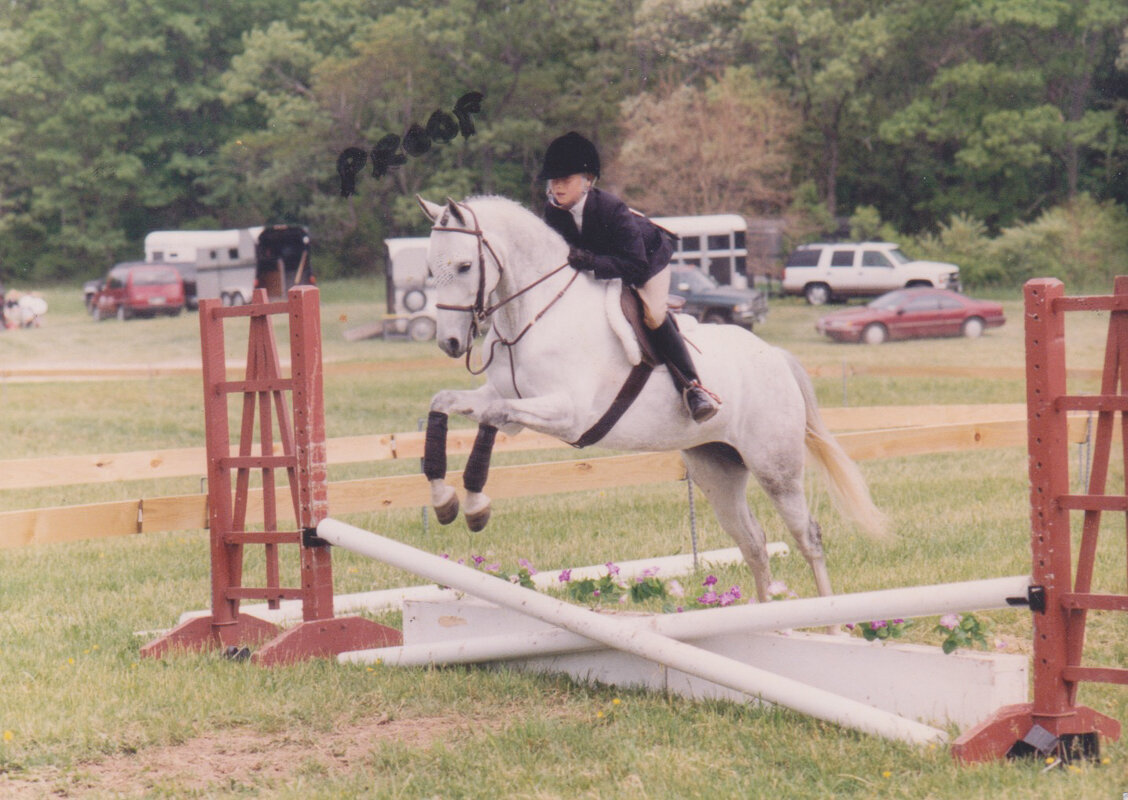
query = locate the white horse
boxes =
[416,195,887,601]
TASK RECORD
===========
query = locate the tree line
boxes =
[1,0,1126,288]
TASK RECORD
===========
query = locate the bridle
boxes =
[431,202,576,393]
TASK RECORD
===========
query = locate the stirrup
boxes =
[683,381,720,423]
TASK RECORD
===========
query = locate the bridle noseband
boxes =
[431,202,576,389]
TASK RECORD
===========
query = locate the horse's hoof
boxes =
[434,495,460,526]
[465,507,491,532]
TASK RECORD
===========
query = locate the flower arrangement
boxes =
[441,553,990,654]
[935,613,990,654]
[849,618,911,641]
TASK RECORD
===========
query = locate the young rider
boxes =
[538,131,720,423]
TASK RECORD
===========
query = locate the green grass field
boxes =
[1,279,1125,798]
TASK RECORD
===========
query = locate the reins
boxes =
[432,202,576,394]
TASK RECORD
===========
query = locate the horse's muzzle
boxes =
[439,337,465,358]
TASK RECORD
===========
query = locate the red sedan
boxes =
[815,288,1005,344]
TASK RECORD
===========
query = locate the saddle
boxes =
[569,286,664,448]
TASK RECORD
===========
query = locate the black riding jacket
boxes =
[543,187,674,287]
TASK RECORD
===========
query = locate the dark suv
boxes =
[670,266,768,329]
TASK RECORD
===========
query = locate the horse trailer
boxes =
[383,237,438,341]
[144,225,312,306]
[652,214,750,288]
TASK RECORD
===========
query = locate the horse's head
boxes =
[417,196,502,357]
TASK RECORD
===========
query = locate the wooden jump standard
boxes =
[140,287,400,665]
[951,277,1126,762]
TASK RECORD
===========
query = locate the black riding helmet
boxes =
[538,131,601,181]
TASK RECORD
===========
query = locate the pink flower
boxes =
[558,569,572,583]
[605,562,620,576]
[939,613,961,630]
[517,558,537,575]
[667,580,685,598]
[703,574,718,587]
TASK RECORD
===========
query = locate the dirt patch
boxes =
[0,713,494,798]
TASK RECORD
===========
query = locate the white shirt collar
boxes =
[569,190,588,232]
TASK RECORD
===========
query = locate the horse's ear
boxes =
[416,195,444,223]
[445,198,466,226]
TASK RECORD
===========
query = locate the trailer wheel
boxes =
[408,316,437,342]
[403,289,428,313]
[229,291,246,306]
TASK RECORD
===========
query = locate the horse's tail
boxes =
[784,351,891,540]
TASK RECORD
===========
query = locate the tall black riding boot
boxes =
[647,315,720,423]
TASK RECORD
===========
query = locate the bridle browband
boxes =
[431,202,575,392]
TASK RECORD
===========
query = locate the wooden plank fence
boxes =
[0,404,1026,491]
[2,405,1098,550]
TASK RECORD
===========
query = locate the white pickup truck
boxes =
[782,242,961,305]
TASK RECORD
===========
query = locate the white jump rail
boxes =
[341,574,1031,668]
[317,517,948,746]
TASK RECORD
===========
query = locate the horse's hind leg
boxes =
[681,444,774,602]
[762,474,834,598]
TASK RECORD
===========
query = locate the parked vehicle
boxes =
[145,228,255,307]
[383,237,438,341]
[670,266,768,329]
[143,224,312,306]
[783,242,961,305]
[653,214,750,287]
[815,287,1005,344]
[91,263,185,320]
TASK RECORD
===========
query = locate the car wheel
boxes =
[962,316,985,339]
[805,283,831,305]
[861,323,887,345]
[703,310,729,325]
[407,315,437,342]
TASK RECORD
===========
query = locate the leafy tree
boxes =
[0,0,300,281]
[214,0,643,273]
[877,0,1128,231]
[741,0,896,218]
[610,67,798,215]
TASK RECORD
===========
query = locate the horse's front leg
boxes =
[425,386,504,527]
[480,392,579,441]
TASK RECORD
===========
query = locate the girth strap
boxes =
[569,362,654,448]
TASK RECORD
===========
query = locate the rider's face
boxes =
[548,173,590,210]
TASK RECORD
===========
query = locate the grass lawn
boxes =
[0,277,1125,798]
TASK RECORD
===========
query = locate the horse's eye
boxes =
[456,261,473,274]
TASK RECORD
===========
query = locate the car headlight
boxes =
[734,303,751,313]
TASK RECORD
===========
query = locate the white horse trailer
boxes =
[652,214,749,288]
[145,228,262,307]
[383,237,438,341]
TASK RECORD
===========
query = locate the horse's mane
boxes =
[462,194,568,277]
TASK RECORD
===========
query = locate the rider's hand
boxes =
[568,247,596,271]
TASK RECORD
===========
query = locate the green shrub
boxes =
[988,194,1128,290]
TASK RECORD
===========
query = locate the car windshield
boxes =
[868,291,911,310]
[673,269,716,293]
[134,268,180,286]
[887,248,910,264]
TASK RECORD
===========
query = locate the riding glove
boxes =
[568,247,597,271]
